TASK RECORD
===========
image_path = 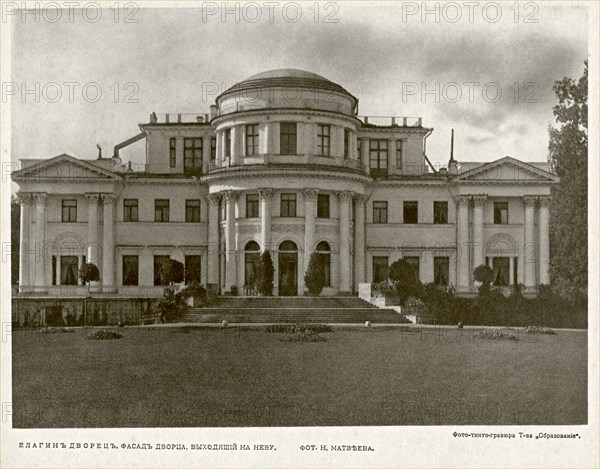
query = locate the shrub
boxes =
[280,325,328,342]
[266,324,333,334]
[256,251,274,296]
[159,258,184,286]
[473,265,495,295]
[155,289,188,322]
[304,253,327,296]
[86,329,122,340]
[475,328,519,341]
[524,326,557,335]
[389,260,422,305]
[38,327,74,334]
[79,263,100,288]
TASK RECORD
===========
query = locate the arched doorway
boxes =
[278,240,298,296]
[244,241,261,294]
[316,241,331,287]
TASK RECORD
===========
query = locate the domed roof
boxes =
[244,69,331,82]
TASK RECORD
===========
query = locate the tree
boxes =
[548,61,587,302]
[256,251,274,296]
[304,253,326,296]
[159,258,184,286]
[79,262,100,292]
[389,259,421,305]
[473,264,494,296]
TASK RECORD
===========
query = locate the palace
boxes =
[12,69,558,300]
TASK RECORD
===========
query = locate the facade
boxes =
[12,69,558,299]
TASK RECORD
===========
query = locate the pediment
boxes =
[12,154,121,181]
[453,157,558,183]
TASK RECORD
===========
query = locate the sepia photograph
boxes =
[1,1,598,468]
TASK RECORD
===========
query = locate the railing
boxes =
[149,113,211,124]
[358,116,422,127]
[208,154,362,172]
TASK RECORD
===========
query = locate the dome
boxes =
[244,69,331,82]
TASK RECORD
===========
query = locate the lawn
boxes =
[12,326,587,427]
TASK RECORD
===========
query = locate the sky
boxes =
[7,1,589,172]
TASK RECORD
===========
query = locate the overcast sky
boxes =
[8,1,589,171]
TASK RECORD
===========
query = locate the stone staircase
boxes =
[181,297,410,324]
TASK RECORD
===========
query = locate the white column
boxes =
[224,190,239,292]
[55,256,60,286]
[17,193,31,290]
[261,122,270,155]
[207,193,221,286]
[350,131,357,160]
[509,256,515,285]
[102,194,116,292]
[33,193,47,290]
[215,130,222,167]
[388,139,396,172]
[338,191,353,293]
[85,193,100,265]
[472,195,487,270]
[361,137,370,173]
[354,194,367,286]
[303,189,317,274]
[230,125,239,166]
[259,189,273,252]
[523,196,537,289]
[538,196,551,285]
[456,195,470,291]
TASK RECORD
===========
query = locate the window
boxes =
[60,256,78,285]
[153,255,170,286]
[343,129,350,158]
[169,138,176,168]
[373,257,389,283]
[317,124,331,156]
[211,137,216,161]
[155,199,170,222]
[61,199,77,222]
[434,257,449,286]
[246,124,259,156]
[122,255,139,286]
[316,241,331,287]
[492,257,510,286]
[373,201,388,224]
[280,193,297,217]
[123,199,138,222]
[246,194,259,218]
[317,194,330,218]
[357,138,362,161]
[404,256,420,282]
[52,255,57,285]
[403,201,418,224]
[280,122,297,155]
[494,202,508,224]
[244,241,261,289]
[185,199,201,222]
[225,128,231,159]
[433,201,448,224]
[396,140,403,169]
[369,139,388,176]
[184,137,202,172]
[185,255,201,284]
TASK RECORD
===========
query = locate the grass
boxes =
[12,326,587,427]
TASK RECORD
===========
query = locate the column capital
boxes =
[16,192,32,205]
[207,193,221,205]
[102,193,116,205]
[523,196,537,207]
[337,190,354,203]
[224,190,240,202]
[85,193,101,203]
[258,188,273,201]
[302,188,318,201]
[456,194,470,206]
[354,193,369,204]
[472,194,487,207]
[538,196,552,207]
[32,193,48,205]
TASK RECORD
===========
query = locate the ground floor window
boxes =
[316,241,331,287]
[122,255,139,286]
[244,241,261,291]
[434,256,449,286]
[372,256,389,283]
[404,256,420,282]
[185,255,201,284]
[154,255,170,286]
[492,257,510,286]
[60,256,78,285]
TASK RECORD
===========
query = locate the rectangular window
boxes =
[280,122,297,155]
[183,137,202,172]
[169,138,176,168]
[317,124,331,156]
[403,201,418,224]
[404,256,420,282]
[493,257,510,286]
[373,201,388,224]
[343,129,350,158]
[52,255,57,285]
[211,137,216,161]
[60,255,78,285]
[61,199,77,222]
[396,140,403,169]
[317,194,330,218]
[494,202,509,224]
[434,257,450,286]
[225,129,231,159]
[433,201,448,224]
[280,193,297,217]
[185,199,201,222]
[153,255,170,286]
[246,124,259,156]
[123,199,138,222]
[122,255,139,286]
[372,256,389,283]
[154,199,170,222]
[246,194,259,218]
[185,255,201,284]
[369,139,388,176]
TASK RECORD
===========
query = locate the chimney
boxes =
[210,105,218,120]
[448,129,458,175]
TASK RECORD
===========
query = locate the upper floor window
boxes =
[343,129,350,159]
[155,199,170,222]
[317,194,330,218]
[280,193,297,217]
[61,199,77,222]
[246,124,259,156]
[494,202,509,224]
[169,138,176,168]
[373,201,388,224]
[185,199,201,222]
[357,138,362,161]
[396,140,403,170]
[123,199,138,222]
[225,129,231,159]
[246,194,259,218]
[317,124,331,157]
[184,138,202,171]
[404,201,418,224]
[433,201,448,224]
[211,137,216,161]
[280,122,297,155]
[370,139,388,175]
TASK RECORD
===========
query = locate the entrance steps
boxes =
[181,296,410,324]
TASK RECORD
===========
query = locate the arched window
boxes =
[316,241,331,287]
[279,240,298,251]
[244,241,261,292]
